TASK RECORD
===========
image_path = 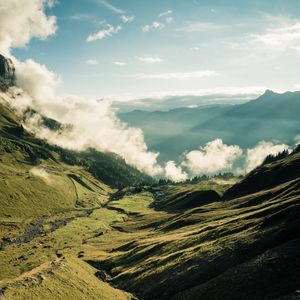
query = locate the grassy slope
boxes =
[1,150,299,299]
[0,98,145,299]
[1,96,300,299]
[84,154,300,300]
[3,257,132,300]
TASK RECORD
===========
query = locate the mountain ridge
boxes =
[120,90,300,162]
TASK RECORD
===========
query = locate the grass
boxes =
[3,256,132,300]
[108,192,154,214]
[2,175,300,299]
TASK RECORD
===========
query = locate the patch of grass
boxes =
[3,256,132,300]
[108,192,154,214]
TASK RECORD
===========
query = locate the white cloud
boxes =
[113,61,127,66]
[245,141,290,173]
[86,59,99,65]
[0,0,57,55]
[15,58,62,105]
[178,22,225,32]
[8,59,163,177]
[142,22,165,32]
[158,10,173,23]
[165,161,188,182]
[183,139,242,175]
[138,57,163,64]
[158,10,173,17]
[97,0,125,14]
[250,19,300,52]
[120,15,134,23]
[135,70,218,80]
[86,24,121,42]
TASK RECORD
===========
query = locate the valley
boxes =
[1,121,300,299]
[0,82,300,299]
[1,2,300,297]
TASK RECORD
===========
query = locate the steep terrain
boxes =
[120,90,300,161]
[2,148,300,299]
[85,152,300,300]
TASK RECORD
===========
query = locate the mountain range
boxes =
[120,90,300,162]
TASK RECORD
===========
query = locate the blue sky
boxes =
[12,0,300,100]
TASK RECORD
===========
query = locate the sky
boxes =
[10,0,300,102]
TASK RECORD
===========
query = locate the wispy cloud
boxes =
[159,10,173,17]
[178,21,225,32]
[96,0,125,14]
[113,61,127,66]
[158,10,173,23]
[120,15,134,23]
[142,22,165,32]
[86,24,121,42]
[138,56,163,64]
[86,59,99,65]
[134,70,218,80]
[250,19,300,52]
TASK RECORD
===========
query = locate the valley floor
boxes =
[1,179,300,300]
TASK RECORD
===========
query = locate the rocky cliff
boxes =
[0,54,16,90]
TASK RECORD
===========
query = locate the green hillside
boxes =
[1,110,299,299]
[0,80,299,299]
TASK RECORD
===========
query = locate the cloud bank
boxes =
[165,161,188,182]
[10,64,164,176]
[244,141,290,173]
[182,139,294,177]
[183,139,242,175]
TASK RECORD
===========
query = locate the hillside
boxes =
[120,90,300,162]
[1,104,299,299]
[84,150,300,300]
[0,54,299,300]
[0,88,153,299]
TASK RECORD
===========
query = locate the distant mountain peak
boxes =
[263,89,275,95]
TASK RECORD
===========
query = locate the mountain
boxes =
[120,90,300,162]
[0,97,153,218]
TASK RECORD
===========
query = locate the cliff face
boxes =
[0,54,16,90]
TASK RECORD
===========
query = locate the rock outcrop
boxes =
[0,54,16,90]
